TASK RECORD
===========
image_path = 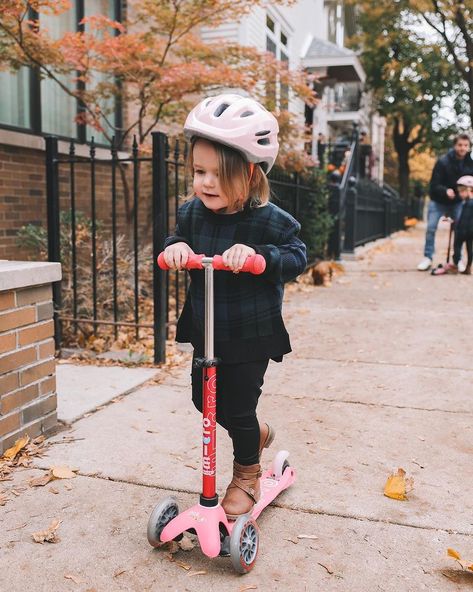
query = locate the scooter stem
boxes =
[201,258,218,505]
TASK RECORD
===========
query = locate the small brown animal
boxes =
[307,260,345,287]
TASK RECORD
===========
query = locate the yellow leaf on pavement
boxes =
[384,468,414,501]
[2,436,30,460]
[448,548,462,561]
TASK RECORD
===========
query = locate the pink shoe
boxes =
[431,263,458,275]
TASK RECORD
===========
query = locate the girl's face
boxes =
[192,140,232,213]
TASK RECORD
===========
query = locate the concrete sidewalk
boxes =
[2,225,473,592]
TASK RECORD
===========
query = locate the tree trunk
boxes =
[392,118,412,203]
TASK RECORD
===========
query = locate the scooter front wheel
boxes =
[147,496,180,547]
[230,515,259,574]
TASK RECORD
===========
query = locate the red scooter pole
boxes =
[157,252,266,504]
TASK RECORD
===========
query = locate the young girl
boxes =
[163,93,307,519]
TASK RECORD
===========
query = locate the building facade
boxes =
[201,0,385,182]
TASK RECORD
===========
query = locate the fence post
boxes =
[327,171,342,259]
[152,131,168,364]
[343,176,357,253]
[45,136,62,350]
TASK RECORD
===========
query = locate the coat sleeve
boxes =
[163,202,193,250]
[429,159,450,201]
[250,217,307,284]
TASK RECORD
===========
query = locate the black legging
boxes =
[453,232,473,267]
[191,358,269,466]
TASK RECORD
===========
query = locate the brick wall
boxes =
[0,283,58,455]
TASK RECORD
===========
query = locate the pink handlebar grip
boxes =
[157,252,266,275]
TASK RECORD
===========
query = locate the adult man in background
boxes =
[418,133,473,271]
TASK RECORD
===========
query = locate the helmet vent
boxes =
[214,103,230,117]
[257,138,270,145]
[255,130,270,136]
[241,111,254,117]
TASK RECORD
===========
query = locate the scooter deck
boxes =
[160,465,296,558]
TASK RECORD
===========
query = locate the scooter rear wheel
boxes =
[230,515,259,573]
[147,496,180,547]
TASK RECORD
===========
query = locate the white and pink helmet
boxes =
[457,175,473,188]
[184,93,279,173]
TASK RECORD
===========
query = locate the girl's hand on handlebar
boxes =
[163,242,194,270]
[222,244,256,273]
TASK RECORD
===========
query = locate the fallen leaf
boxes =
[297,534,319,540]
[178,536,195,551]
[187,571,207,576]
[64,574,83,584]
[32,518,62,543]
[51,466,77,479]
[448,548,461,561]
[184,464,197,470]
[284,537,298,545]
[29,473,54,487]
[174,560,192,570]
[240,586,258,591]
[384,468,414,501]
[165,541,180,554]
[64,482,73,491]
[49,487,59,494]
[2,436,30,460]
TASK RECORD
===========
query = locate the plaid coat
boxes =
[164,197,307,363]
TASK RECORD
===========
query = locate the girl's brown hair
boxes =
[187,137,270,210]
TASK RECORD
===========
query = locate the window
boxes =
[0,0,120,145]
[0,68,31,128]
[265,12,291,110]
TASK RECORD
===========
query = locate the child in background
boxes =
[453,175,473,274]
[163,94,307,519]
[435,176,473,275]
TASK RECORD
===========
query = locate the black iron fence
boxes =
[326,134,407,258]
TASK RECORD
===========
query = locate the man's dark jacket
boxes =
[429,149,473,205]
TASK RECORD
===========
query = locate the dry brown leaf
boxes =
[51,466,77,479]
[29,473,54,487]
[187,571,207,577]
[174,560,192,570]
[64,482,73,491]
[32,518,62,544]
[165,541,180,554]
[0,492,9,506]
[384,468,414,501]
[2,436,30,460]
[178,536,195,551]
[64,574,83,584]
[49,487,59,494]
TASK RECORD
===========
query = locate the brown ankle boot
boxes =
[259,422,275,461]
[222,462,261,520]
[462,265,471,275]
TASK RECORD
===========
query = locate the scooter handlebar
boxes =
[157,252,266,275]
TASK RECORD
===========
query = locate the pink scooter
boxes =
[147,252,296,573]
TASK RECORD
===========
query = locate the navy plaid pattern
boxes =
[164,198,307,362]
